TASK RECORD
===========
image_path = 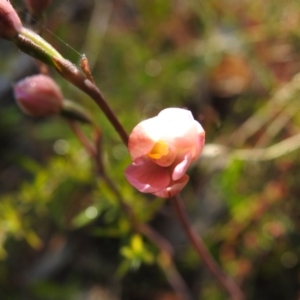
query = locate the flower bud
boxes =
[14,74,63,117]
[24,0,52,16]
[0,0,22,40]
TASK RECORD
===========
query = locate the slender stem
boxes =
[101,178,193,299]
[16,27,194,299]
[157,251,195,300]
[172,194,245,300]
[100,175,195,299]
[68,121,96,156]
[68,121,192,300]
[138,224,174,258]
[72,78,129,145]
[53,56,129,145]
[15,28,129,145]
[139,224,194,300]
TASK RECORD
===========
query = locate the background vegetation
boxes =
[1,0,300,299]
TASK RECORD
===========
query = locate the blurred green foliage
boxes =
[2,0,300,299]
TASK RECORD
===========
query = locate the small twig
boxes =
[172,194,244,300]
[157,251,194,300]
[229,72,300,147]
[202,132,300,164]
[68,121,192,300]
[254,100,300,147]
[138,224,174,258]
[202,133,300,166]
[68,121,96,157]
[53,56,129,145]
[15,21,200,300]
[233,132,300,161]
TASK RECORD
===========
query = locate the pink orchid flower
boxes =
[125,108,205,198]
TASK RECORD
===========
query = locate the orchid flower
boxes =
[125,108,205,198]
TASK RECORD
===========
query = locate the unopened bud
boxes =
[0,0,22,40]
[14,74,63,117]
[24,0,52,16]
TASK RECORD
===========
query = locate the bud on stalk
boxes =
[14,74,63,117]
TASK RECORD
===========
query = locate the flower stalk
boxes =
[61,99,94,124]
[12,26,129,145]
[69,121,193,300]
[52,56,129,145]
[15,27,63,67]
[2,2,244,297]
[172,194,245,300]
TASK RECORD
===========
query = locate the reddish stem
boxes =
[68,121,96,156]
[69,121,193,300]
[172,194,244,300]
[53,56,129,145]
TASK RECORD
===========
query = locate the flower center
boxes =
[148,140,169,159]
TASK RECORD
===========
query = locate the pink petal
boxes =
[193,122,205,160]
[125,157,170,193]
[153,174,189,198]
[128,118,160,160]
[128,108,205,161]
[158,108,194,121]
[172,152,192,181]
[158,108,197,148]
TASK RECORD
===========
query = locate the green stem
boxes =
[15,27,62,67]
[14,27,129,145]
